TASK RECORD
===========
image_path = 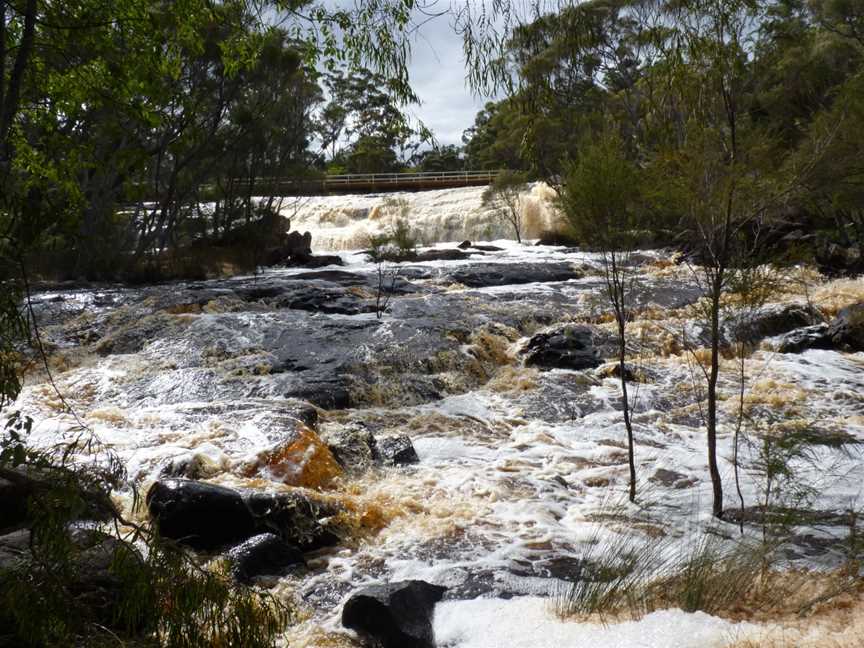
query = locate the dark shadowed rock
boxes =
[146,479,255,550]
[245,490,340,551]
[0,473,31,533]
[227,533,304,583]
[457,240,472,249]
[775,324,833,353]
[536,231,579,247]
[147,479,340,552]
[0,466,115,533]
[447,262,581,288]
[827,301,864,351]
[726,303,819,345]
[414,249,474,262]
[522,324,601,371]
[376,436,420,466]
[293,254,344,268]
[342,580,447,648]
[285,383,351,410]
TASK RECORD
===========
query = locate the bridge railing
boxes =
[323,170,499,185]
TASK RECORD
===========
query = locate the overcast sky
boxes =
[404,13,490,146]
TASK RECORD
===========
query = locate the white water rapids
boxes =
[284,183,564,250]
[11,187,864,647]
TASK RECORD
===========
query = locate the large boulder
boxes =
[827,302,864,351]
[341,580,447,648]
[146,480,255,550]
[775,324,833,354]
[522,324,601,371]
[146,479,340,552]
[226,533,304,584]
[726,303,819,345]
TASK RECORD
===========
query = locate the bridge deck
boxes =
[235,170,500,196]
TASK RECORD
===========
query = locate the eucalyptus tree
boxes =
[560,132,642,502]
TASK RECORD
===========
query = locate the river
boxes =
[14,186,864,647]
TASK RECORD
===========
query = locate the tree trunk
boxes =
[706,277,724,519]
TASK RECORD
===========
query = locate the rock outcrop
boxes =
[342,580,447,648]
[522,324,601,371]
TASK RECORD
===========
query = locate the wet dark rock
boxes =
[267,231,312,266]
[322,425,378,473]
[457,240,472,249]
[726,303,820,345]
[775,324,832,353]
[147,479,255,550]
[0,473,31,533]
[291,270,367,285]
[270,284,373,315]
[285,382,351,410]
[447,262,582,288]
[522,324,601,371]
[227,533,304,583]
[244,490,340,552]
[341,580,447,648]
[649,468,697,489]
[95,312,190,356]
[376,435,420,466]
[146,479,340,552]
[536,231,580,247]
[470,244,504,252]
[292,254,344,268]
[414,249,474,262]
[827,301,864,351]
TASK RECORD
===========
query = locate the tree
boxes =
[560,132,642,502]
[482,170,531,242]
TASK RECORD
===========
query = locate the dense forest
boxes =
[2,0,864,646]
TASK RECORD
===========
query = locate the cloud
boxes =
[405,12,489,146]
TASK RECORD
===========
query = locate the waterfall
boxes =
[281,182,565,251]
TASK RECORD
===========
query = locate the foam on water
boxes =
[12,229,864,646]
[286,183,565,251]
[433,599,759,648]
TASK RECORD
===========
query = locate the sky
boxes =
[403,11,491,146]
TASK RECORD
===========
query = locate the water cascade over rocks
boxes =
[285,183,565,250]
[11,189,864,646]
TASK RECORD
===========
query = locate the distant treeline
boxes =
[458,0,864,269]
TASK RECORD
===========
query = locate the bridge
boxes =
[229,170,501,196]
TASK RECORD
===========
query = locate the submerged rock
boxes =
[226,533,304,584]
[522,324,601,371]
[341,580,447,648]
[376,435,420,466]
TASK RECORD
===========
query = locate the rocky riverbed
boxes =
[10,240,864,647]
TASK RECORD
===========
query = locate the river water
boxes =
[13,187,864,647]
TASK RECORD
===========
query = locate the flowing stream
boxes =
[13,186,864,647]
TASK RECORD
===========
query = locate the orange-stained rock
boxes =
[242,424,342,488]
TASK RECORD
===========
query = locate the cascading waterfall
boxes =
[282,182,565,250]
